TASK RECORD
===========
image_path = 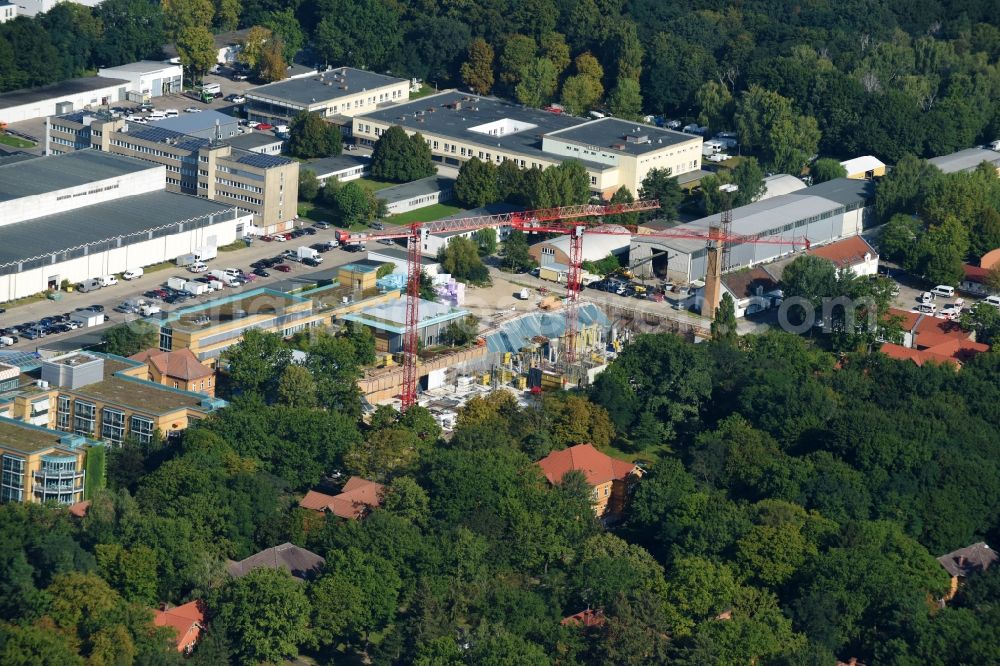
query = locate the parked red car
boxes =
[261,234,274,241]
[273,264,291,272]
[257,123,274,131]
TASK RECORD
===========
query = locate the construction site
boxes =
[326,199,786,432]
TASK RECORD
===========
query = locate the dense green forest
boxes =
[3,0,999,165]
[2,326,999,665]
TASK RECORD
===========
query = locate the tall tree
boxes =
[370,126,435,182]
[639,168,684,221]
[501,229,534,271]
[288,111,341,158]
[811,158,847,183]
[237,26,271,72]
[607,76,643,120]
[162,0,213,41]
[95,0,165,67]
[277,364,317,408]
[460,38,495,95]
[176,26,217,79]
[101,322,158,357]
[498,34,537,95]
[454,157,499,207]
[712,293,739,344]
[735,85,820,174]
[730,157,767,205]
[216,568,310,664]
[222,329,292,397]
[312,0,401,70]
[515,57,558,108]
[262,9,304,63]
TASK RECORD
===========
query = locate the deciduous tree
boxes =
[288,111,341,158]
[216,567,310,664]
[454,157,499,207]
[460,38,494,95]
[811,157,847,183]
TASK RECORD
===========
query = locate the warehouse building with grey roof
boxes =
[629,178,875,283]
[0,150,251,303]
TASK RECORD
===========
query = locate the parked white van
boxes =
[931,285,955,298]
[123,268,144,280]
[164,109,179,117]
[148,110,166,120]
[189,262,208,273]
[100,275,118,287]
[985,295,1000,309]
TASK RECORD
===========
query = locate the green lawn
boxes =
[356,177,398,192]
[0,134,35,148]
[408,83,438,100]
[386,202,464,225]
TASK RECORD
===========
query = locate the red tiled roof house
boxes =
[299,476,384,519]
[537,444,642,519]
[152,600,206,654]
[130,348,216,396]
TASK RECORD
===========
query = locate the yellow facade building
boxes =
[0,417,103,505]
[353,90,702,198]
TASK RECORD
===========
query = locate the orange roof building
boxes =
[808,235,879,275]
[299,476,384,519]
[537,444,641,519]
[129,348,215,396]
[881,308,989,368]
[561,608,606,628]
[152,600,206,653]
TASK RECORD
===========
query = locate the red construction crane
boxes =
[334,202,810,410]
[335,200,659,410]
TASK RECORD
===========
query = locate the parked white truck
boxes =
[209,270,241,287]
[297,246,322,262]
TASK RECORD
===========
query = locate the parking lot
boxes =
[0,224,380,352]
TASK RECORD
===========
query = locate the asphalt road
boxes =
[0,226,387,352]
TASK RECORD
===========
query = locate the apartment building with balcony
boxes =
[0,352,224,446]
[45,113,298,234]
[0,417,102,506]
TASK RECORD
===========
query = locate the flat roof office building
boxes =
[0,150,250,303]
[354,90,702,198]
[46,113,297,233]
[246,67,410,125]
[96,61,184,101]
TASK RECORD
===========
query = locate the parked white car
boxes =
[918,291,933,304]
[940,300,964,320]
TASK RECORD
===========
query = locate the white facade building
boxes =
[0,151,249,302]
[0,1,17,22]
[0,77,128,124]
[97,61,183,100]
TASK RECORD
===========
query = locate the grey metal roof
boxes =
[304,154,370,177]
[642,177,874,254]
[247,67,407,106]
[485,304,608,353]
[0,77,129,110]
[0,191,238,267]
[378,176,454,204]
[224,132,284,151]
[99,61,179,75]
[358,90,588,162]
[927,147,1000,174]
[152,110,239,136]
[544,117,695,155]
[0,150,157,202]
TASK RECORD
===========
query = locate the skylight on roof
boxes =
[467,118,537,137]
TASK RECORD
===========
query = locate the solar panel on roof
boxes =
[235,152,293,168]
